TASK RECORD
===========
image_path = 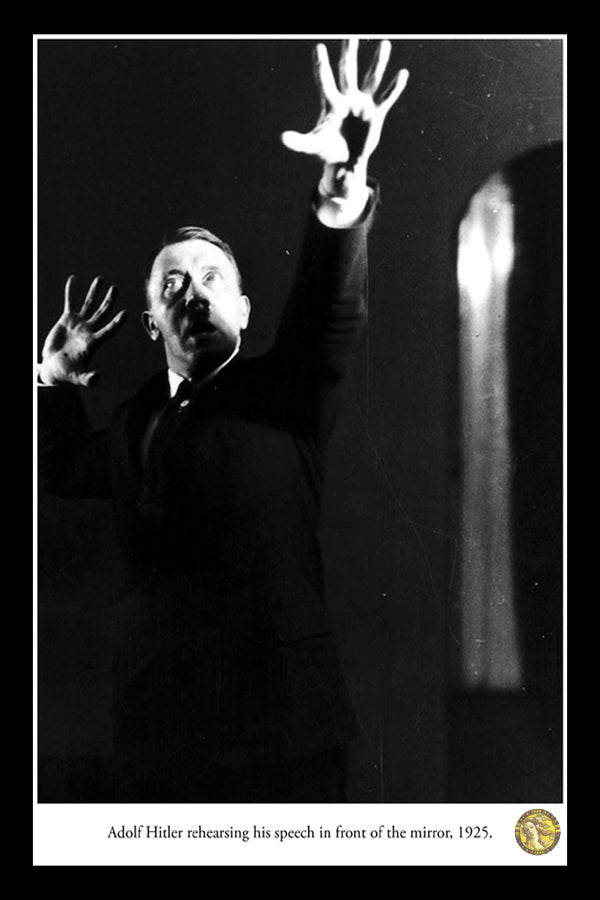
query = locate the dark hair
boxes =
[144,226,243,299]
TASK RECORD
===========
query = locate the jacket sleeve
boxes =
[269,181,379,440]
[38,384,112,499]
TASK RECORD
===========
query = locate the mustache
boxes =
[184,313,216,335]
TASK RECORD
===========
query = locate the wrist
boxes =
[38,360,65,386]
[319,160,368,200]
[316,162,370,229]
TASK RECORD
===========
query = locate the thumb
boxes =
[280,129,321,156]
[281,128,350,165]
[78,370,101,388]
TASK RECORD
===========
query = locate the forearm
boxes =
[274,179,378,383]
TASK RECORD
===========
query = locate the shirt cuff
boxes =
[312,177,380,230]
[315,179,373,229]
[37,363,57,386]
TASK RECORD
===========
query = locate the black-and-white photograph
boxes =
[35,33,564,858]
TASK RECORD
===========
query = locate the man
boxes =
[38,39,409,802]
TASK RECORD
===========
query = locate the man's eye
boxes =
[203,270,221,285]
[163,275,185,296]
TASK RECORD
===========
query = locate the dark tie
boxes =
[140,378,193,466]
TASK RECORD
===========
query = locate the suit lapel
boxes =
[121,370,170,482]
[117,356,247,483]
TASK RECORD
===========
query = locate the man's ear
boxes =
[240,294,251,331]
[141,310,161,341]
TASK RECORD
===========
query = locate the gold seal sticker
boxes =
[515,809,561,855]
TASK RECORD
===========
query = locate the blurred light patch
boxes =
[457,173,523,689]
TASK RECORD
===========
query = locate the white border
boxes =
[33,33,567,867]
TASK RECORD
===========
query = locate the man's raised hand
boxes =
[281,39,409,191]
[39,275,128,387]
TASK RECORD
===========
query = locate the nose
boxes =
[184,289,210,314]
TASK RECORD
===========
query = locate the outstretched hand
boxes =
[281,39,408,193]
[39,275,128,386]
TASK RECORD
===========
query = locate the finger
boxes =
[63,275,76,314]
[313,43,340,106]
[92,308,128,346]
[88,285,118,326]
[378,68,410,114]
[362,40,392,94]
[339,37,359,93]
[80,275,104,316]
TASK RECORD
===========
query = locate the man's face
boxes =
[143,239,250,379]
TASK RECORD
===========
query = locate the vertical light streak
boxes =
[457,173,523,689]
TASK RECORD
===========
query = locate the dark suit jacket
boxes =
[39,190,377,785]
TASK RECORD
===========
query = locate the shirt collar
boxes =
[167,346,240,398]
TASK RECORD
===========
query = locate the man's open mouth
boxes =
[187,319,216,336]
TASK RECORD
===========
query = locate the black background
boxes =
[37,36,563,802]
